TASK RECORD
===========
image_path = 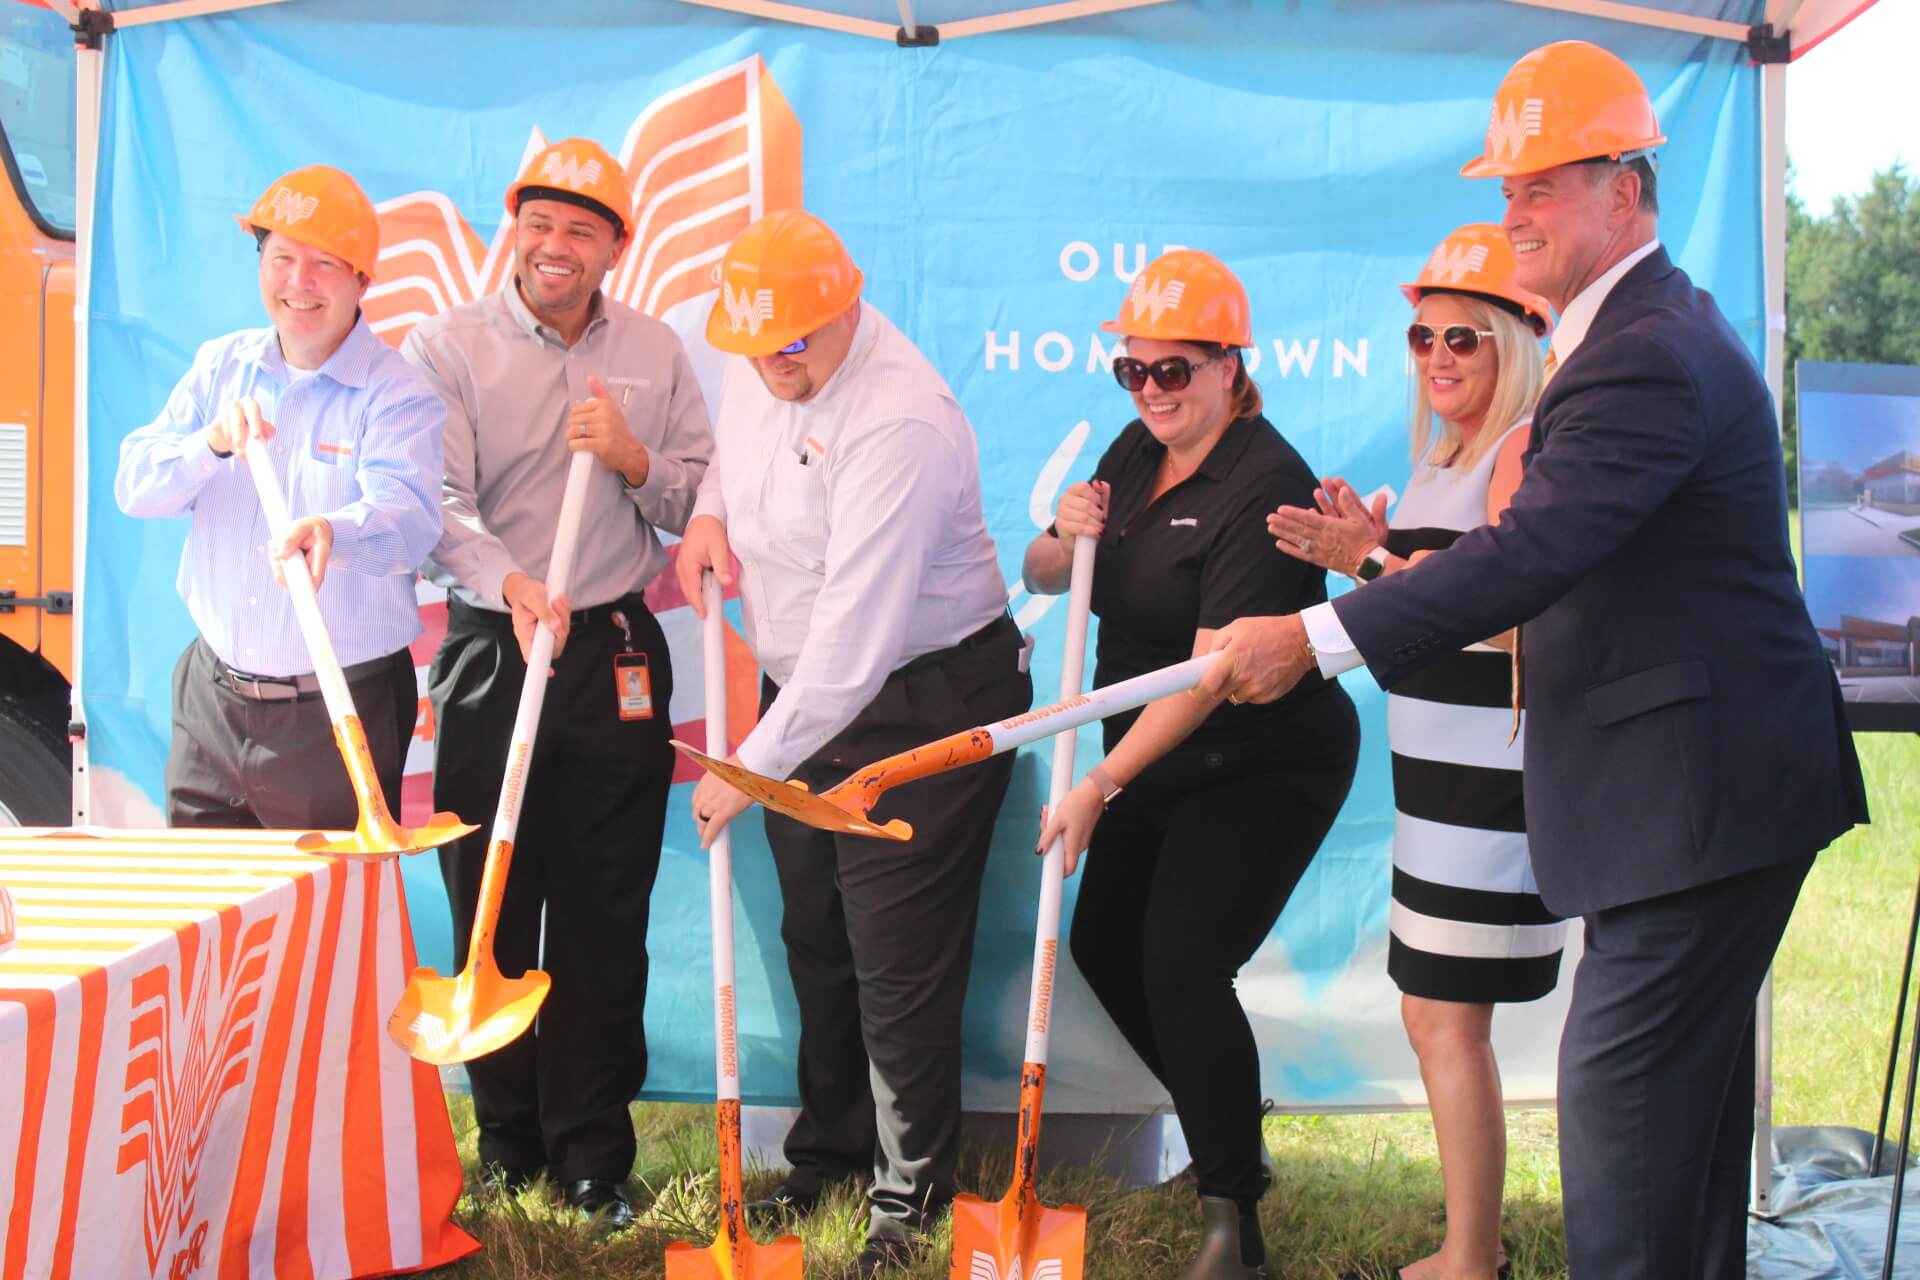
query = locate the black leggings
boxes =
[1068,689,1359,1205]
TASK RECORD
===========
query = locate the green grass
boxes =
[423,732,1917,1279]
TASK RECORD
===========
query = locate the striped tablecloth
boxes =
[0,829,479,1280]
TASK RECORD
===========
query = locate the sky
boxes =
[1786,0,1916,212]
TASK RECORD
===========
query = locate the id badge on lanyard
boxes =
[610,609,653,720]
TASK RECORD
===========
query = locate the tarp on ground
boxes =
[78,0,1765,1109]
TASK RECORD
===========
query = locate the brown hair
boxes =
[1199,343,1262,420]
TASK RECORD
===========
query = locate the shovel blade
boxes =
[667,1230,804,1280]
[386,964,550,1065]
[294,812,479,859]
[672,741,912,841]
[950,1189,1086,1280]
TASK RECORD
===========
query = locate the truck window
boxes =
[0,3,76,237]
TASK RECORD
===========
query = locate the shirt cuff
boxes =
[1302,601,1366,679]
[622,443,660,495]
[734,726,797,785]
[690,488,726,526]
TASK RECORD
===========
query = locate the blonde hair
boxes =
[1408,295,1544,469]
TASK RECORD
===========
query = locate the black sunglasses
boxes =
[1111,353,1225,393]
[1407,323,1496,358]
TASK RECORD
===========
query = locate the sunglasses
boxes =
[1111,353,1225,393]
[1407,323,1497,358]
[775,335,809,355]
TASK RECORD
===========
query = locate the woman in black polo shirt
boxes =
[1024,250,1360,1280]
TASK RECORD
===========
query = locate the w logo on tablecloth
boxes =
[117,917,276,1276]
[363,55,803,344]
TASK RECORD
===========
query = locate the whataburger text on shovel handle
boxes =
[242,440,477,859]
[672,651,1219,842]
[386,450,595,1066]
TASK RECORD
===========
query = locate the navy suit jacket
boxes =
[1335,247,1867,916]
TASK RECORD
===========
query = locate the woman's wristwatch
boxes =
[1353,547,1389,582]
[1087,764,1124,807]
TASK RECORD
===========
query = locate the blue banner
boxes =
[82,0,1763,1109]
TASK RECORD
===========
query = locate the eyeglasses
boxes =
[1111,353,1225,393]
[1407,323,1497,358]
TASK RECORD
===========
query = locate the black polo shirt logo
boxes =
[1170,517,1198,527]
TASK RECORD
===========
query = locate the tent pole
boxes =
[68,6,104,823]
[1498,0,1747,42]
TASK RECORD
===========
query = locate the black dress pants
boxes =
[1557,853,1814,1279]
[428,594,674,1185]
[761,616,1032,1241]
[1069,684,1359,1206]
[165,636,416,830]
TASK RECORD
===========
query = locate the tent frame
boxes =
[50,0,1838,1213]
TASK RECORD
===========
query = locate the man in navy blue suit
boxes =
[1202,40,1868,1279]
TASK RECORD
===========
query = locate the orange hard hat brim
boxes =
[705,273,863,357]
[234,214,376,278]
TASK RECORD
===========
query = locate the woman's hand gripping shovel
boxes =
[244,441,476,858]
[950,536,1094,1280]
[675,643,1220,844]
[665,573,804,1280]
[386,451,593,1065]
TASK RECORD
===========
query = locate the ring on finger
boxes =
[1302,537,1315,555]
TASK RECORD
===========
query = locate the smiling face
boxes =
[1123,337,1238,455]
[258,232,368,368]
[1413,293,1500,435]
[512,197,627,327]
[1500,161,1645,312]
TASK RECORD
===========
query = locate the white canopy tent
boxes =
[35,0,1882,1214]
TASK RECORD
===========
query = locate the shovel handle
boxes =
[244,444,360,728]
[1026,535,1095,1068]
[702,574,741,1104]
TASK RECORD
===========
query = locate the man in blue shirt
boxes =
[115,164,445,830]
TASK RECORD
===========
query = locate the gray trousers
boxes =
[762,615,1031,1241]
[165,637,415,829]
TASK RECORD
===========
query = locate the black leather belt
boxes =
[211,653,396,702]
[450,593,647,632]
[897,610,1019,677]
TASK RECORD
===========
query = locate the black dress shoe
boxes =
[746,1181,820,1226]
[563,1178,635,1230]
[857,1236,916,1279]
[477,1164,540,1198]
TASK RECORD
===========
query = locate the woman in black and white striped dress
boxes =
[1268,224,1564,1280]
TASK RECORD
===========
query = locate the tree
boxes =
[1785,163,1920,501]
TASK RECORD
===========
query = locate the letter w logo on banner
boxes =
[363,54,803,345]
[539,151,603,189]
[1485,97,1545,162]
[1127,276,1185,324]
[1425,242,1489,284]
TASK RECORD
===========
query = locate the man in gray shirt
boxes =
[402,136,712,1228]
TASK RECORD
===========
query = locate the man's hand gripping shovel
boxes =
[665,574,804,1280]
[386,451,593,1065]
[950,535,1098,1280]
[244,440,476,858]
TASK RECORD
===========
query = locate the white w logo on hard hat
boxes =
[969,1251,1063,1280]
[1425,242,1490,285]
[1485,97,1545,161]
[1127,276,1186,324]
[722,279,776,336]
[540,151,604,190]
[269,186,319,226]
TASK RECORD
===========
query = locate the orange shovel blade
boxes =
[950,1189,1086,1280]
[295,811,479,859]
[672,742,912,842]
[666,1230,804,1280]
[386,964,550,1065]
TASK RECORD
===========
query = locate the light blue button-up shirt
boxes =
[114,316,446,677]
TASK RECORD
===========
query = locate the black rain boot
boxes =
[1180,1195,1267,1280]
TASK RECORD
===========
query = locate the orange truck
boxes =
[0,1,76,825]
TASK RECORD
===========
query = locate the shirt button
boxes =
[248,596,258,605]
[255,545,265,554]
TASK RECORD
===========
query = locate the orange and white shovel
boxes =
[675,652,1218,843]
[951,535,1095,1280]
[244,441,476,858]
[386,450,593,1065]
[665,572,804,1280]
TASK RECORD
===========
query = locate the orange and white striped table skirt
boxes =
[0,829,479,1279]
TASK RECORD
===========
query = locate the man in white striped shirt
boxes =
[115,164,444,831]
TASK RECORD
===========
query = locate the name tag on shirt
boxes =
[614,652,654,720]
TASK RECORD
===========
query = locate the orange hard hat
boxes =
[1460,40,1666,178]
[505,137,634,235]
[234,164,380,278]
[1401,223,1554,336]
[1100,250,1252,348]
[706,210,864,357]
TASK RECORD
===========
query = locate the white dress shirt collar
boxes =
[1549,238,1661,366]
